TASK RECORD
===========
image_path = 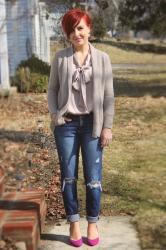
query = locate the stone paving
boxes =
[39,216,141,250]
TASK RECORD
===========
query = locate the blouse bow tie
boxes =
[72,53,92,109]
[72,65,91,91]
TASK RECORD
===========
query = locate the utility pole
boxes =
[80,0,88,11]
[85,0,88,11]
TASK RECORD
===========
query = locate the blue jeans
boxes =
[54,113,103,223]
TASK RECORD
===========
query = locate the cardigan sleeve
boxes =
[103,54,115,129]
[47,53,59,114]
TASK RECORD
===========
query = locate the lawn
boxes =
[103,96,166,250]
[113,67,166,98]
[93,39,166,64]
[114,67,166,85]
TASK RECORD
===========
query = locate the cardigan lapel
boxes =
[89,43,102,107]
[56,46,73,117]
[67,46,73,92]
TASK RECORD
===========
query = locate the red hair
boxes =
[62,8,92,38]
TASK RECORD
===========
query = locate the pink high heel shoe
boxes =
[70,238,83,247]
[69,226,83,247]
[87,224,99,246]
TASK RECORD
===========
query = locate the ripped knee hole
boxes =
[62,177,77,192]
[87,180,102,191]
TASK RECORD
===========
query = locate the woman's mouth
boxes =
[75,38,83,42]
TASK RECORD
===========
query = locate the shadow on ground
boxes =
[114,79,166,97]
[41,234,88,246]
[0,129,39,143]
[93,40,166,54]
[41,234,70,245]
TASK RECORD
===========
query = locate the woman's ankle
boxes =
[87,222,98,238]
[70,221,80,227]
[88,222,97,227]
[69,221,81,240]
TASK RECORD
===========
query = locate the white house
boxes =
[0,0,50,90]
[37,2,50,63]
[6,0,50,75]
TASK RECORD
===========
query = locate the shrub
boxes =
[12,67,31,93]
[12,55,50,93]
[17,54,50,76]
[30,73,48,93]
[11,67,48,93]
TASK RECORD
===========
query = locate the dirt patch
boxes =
[0,93,65,222]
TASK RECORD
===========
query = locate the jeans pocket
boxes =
[55,116,66,126]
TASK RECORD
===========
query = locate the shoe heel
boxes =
[87,237,99,246]
[69,225,83,247]
[70,238,83,247]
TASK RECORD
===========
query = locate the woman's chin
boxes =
[73,41,87,47]
[75,40,83,45]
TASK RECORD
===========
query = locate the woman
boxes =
[47,8,114,247]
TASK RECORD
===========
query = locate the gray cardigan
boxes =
[47,43,114,138]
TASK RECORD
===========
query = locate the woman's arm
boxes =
[101,54,115,147]
[103,54,114,129]
[47,53,60,115]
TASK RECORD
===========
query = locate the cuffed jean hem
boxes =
[86,215,99,223]
[67,214,80,222]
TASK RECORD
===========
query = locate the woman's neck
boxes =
[72,42,90,67]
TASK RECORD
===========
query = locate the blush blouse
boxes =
[67,50,93,114]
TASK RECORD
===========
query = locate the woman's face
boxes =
[69,18,90,47]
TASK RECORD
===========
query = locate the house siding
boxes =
[5,0,50,76]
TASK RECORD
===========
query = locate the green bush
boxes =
[11,67,48,93]
[17,54,50,76]
[31,73,48,93]
[12,55,50,93]
[12,67,31,93]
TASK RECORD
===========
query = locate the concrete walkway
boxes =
[39,216,141,250]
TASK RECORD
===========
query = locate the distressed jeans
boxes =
[54,113,103,223]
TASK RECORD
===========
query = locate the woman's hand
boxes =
[50,113,57,122]
[50,113,72,123]
[64,117,72,122]
[100,128,113,148]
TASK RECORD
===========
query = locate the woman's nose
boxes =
[74,29,79,36]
